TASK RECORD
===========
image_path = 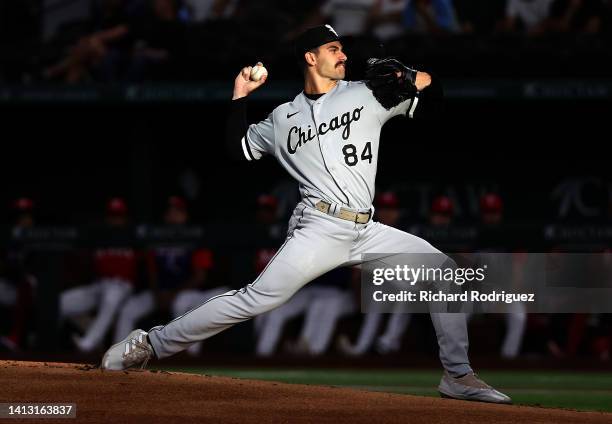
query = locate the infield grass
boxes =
[157,367,612,413]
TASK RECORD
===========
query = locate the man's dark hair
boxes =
[298,47,320,72]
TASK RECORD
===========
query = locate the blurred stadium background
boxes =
[1,0,611,412]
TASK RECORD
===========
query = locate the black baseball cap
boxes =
[294,24,341,60]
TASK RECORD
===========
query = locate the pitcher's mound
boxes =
[1,360,610,423]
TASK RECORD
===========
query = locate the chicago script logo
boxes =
[287,106,364,154]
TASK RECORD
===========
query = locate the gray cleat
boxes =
[438,371,512,404]
[101,329,154,371]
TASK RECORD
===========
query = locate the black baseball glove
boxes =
[364,58,418,110]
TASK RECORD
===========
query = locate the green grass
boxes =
[157,367,612,413]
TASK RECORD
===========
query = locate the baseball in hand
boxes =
[250,64,268,82]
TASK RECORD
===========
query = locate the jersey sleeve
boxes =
[386,95,419,122]
[369,90,420,124]
[243,112,275,161]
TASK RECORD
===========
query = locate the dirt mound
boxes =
[0,360,610,423]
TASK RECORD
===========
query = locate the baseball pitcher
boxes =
[101,25,511,404]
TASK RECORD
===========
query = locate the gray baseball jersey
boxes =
[241,80,419,210]
[147,80,472,378]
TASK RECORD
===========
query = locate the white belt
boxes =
[315,200,372,224]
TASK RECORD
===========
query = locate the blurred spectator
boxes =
[476,192,527,359]
[59,197,140,353]
[374,191,402,226]
[182,0,238,22]
[546,313,586,358]
[115,196,222,356]
[546,0,605,34]
[409,195,462,251]
[3,0,612,83]
[42,0,90,42]
[430,195,454,227]
[542,252,612,361]
[0,198,37,351]
[592,314,611,361]
[44,0,186,83]
[11,198,36,230]
[286,0,377,40]
[368,0,407,41]
[480,192,504,228]
[44,0,132,82]
[126,0,188,81]
[253,194,286,242]
[453,0,506,35]
[500,0,555,35]
[402,0,460,34]
[318,0,376,36]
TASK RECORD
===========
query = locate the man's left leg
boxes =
[349,221,511,404]
[170,286,231,356]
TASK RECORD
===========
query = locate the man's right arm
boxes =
[226,64,273,161]
[226,97,250,160]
